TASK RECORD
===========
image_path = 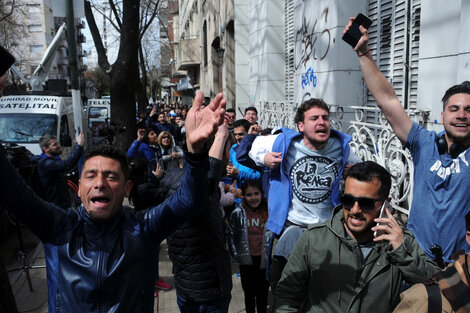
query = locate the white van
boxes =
[0,94,76,156]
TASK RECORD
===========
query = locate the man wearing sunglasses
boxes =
[275,161,438,313]
[345,18,470,263]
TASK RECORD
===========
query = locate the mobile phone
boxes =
[342,13,373,48]
[0,45,15,76]
[374,200,393,237]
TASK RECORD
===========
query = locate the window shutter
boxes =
[284,0,295,102]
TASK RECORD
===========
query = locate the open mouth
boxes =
[91,196,110,206]
[348,215,365,226]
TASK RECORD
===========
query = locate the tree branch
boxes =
[85,0,112,73]
[108,0,123,30]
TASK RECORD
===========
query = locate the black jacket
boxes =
[0,145,210,313]
[30,143,83,209]
[167,157,233,302]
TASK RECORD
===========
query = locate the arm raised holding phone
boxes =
[343,17,413,143]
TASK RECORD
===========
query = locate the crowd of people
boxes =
[1,18,470,313]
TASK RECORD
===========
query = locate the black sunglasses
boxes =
[340,194,385,211]
[162,136,170,139]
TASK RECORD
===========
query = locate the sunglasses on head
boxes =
[340,194,385,211]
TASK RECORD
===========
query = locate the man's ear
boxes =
[124,180,133,198]
[298,121,304,133]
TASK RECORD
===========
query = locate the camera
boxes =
[95,119,126,144]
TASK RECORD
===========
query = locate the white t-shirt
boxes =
[285,137,343,226]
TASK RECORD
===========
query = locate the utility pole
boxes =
[65,0,84,135]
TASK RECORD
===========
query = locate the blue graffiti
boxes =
[301,67,317,89]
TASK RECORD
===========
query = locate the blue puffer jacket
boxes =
[30,143,83,209]
[0,145,209,313]
[267,128,352,235]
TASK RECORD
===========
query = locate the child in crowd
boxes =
[228,179,269,313]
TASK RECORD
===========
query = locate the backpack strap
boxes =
[424,283,442,313]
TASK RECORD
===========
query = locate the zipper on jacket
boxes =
[97,225,106,313]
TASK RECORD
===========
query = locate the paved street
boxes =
[3,225,250,313]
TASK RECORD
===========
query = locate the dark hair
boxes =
[226,108,235,114]
[142,128,155,145]
[240,179,268,222]
[39,135,57,151]
[245,106,258,115]
[344,161,391,199]
[442,81,470,109]
[129,158,148,184]
[81,145,130,180]
[128,158,149,208]
[466,211,470,232]
[294,98,330,125]
[261,128,273,136]
[233,119,251,133]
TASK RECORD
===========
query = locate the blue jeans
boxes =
[177,294,231,313]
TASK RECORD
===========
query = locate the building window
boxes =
[30,45,43,54]
[27,4,41,13]
[28,24,42,32]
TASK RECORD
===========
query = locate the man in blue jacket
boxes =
[248,98,359,288]
[29,132,85,313]
[30,133,85,209]
[0,91,226,313]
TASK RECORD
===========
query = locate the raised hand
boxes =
[343,17,370,56]
[248,124,262,135]
[137,129,145,141]
[185,91,226,153]
[76,132,85,146]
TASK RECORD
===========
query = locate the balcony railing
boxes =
[176,36,200,71]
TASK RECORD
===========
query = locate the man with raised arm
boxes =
[344,18,470,263]
[0,91,225,313]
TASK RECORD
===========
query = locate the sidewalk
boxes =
[5,230,249,313]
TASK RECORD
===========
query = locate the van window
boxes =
[89,107,109,118]
[60,115,70,135]
[0,113,57,143]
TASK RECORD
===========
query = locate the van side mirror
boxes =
[60,133,72,147]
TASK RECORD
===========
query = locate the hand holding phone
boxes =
[374,200,392,238]
[342,13,373,48]
[373,201,405,250]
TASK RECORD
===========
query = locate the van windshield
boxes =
[0,113,57,143]
[89,107,109,118]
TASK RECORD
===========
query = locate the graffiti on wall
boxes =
[301,67,317,89]
[295,7,332,71]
